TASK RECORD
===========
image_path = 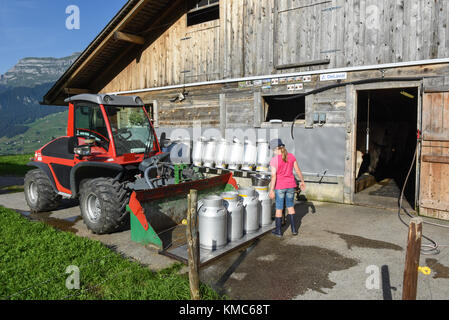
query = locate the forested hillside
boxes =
[0,53,79,154]
[0,83,63,138]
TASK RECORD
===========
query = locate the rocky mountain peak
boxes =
[0,52,80,88]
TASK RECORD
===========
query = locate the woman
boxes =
[269,139,306,237]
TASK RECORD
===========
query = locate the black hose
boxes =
[144,165,158,189]
[291,113,305,140]
[397,140,449,255]
[273,77,423,102]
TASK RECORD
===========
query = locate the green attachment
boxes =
[128,205,163,248]
[128,174,238,249]
[224,183,238,192]
[174,164,189,184]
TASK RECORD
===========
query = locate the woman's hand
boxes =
[299,181,306,191]
[269,190,275,200]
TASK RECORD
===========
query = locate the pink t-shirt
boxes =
[270,153,297,190]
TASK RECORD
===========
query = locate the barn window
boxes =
[187,0,219,26]
[263,95,306,123]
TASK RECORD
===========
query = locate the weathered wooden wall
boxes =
[101,0,449,94]
[138,84,222,127]
[419,92,449,220]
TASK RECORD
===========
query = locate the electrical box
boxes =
[319,113,327,124]
[313,113,327,124]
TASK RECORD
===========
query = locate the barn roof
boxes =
[43,0,187,106]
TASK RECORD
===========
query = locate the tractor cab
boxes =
[66,94,159,163]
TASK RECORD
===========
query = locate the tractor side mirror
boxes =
[160,138,172,148]
[74,145,91,157]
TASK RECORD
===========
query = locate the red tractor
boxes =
[24,94,163,234]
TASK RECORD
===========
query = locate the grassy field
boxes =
[0,206,224,300]
[0,154,34,176]
[0,111,67,156]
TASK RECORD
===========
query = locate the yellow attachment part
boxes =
[418,266,431,275]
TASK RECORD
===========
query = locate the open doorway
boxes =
[354,87,418,210]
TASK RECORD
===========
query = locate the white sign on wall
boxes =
[320,72,347,82]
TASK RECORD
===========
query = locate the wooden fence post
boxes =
[402,218,423,300]
[187,189,200,300]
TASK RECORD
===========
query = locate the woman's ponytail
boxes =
[280,146,288,163]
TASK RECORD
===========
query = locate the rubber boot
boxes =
[289,214,298,236]
[272,217,282,238]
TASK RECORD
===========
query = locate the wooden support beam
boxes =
[219,93,226,136]
[89,0,186,92]
[187,189,200,300]
[64,0,150,85]
[64,88,92,95]
[114,31,145,45]
[402,218,423,300]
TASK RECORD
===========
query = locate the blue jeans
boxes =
[275,188,295,210]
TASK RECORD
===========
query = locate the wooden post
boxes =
[187,189,200,300]
[402,218,423,300]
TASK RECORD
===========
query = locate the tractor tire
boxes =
[79,177,130,235]
[24,169,62,212]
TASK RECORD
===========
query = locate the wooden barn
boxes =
[44,0,449,220]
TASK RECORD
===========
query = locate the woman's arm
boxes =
[293,161,306,191]
[269,166,277,200]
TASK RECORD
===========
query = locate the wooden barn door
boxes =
[419,92,449,220]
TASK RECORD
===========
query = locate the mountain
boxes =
[0,111,68,155]
[0,52,80,87]
[0,53,80,153]
[0,83,63,139]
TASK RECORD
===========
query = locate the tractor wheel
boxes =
[79,177,130,235]
[24,169,62,212]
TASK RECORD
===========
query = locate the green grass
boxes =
[0,206,225,300]
[0,111,67,156]
[0,154,33,177]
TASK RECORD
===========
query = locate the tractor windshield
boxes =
[105,106,155,156]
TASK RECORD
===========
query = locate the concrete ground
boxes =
[1,177,448,300]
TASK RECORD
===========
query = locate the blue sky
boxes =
[0,0,128,74]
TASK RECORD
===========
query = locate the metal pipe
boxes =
[144,165,158,189]
[106,58,449,96]
[366,93,370,154]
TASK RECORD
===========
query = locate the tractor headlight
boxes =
[103,95,113,103]
[135,96,143,105]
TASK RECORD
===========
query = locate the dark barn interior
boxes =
[355,88,418,209]
[264,95,306,122]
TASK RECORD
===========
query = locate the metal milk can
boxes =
[198,195,228,250]
[228,138,244,170]
[255,185,273,226]
[215,139,229,169]
[242,139,257,171]
[221,191,244,242]
[256,139,271,172]
[170,137,192,165]
[203,137,217,168]
[192,137,206,166]
[238,187,260,234]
